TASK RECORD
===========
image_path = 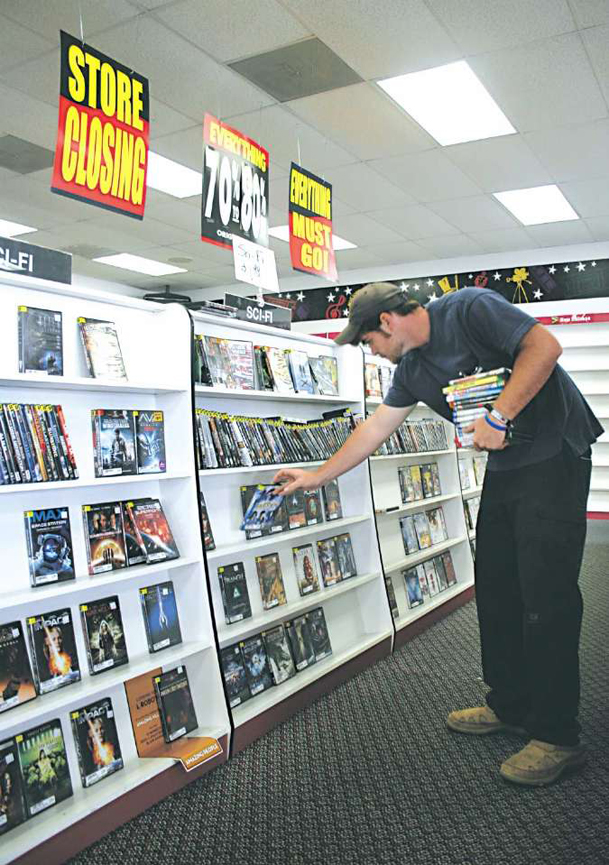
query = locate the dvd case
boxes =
[285,616,316,671]
[292,544,321,596]
[92,409,136,477]
[309,356,338,395]
[400,515,419,555]
[154,666,198,742]
[18,306,63,375]
[199,492,216,551]
[335,533,357,579]
[240,484,287,538]
[288,350,315,394]
[219,644,251,708]
[0,738,27,835]
[71,698,123,787]
[140,582,183,652]
[442,551,458,587]
[413,512,432,549]
[82,502,126,574]
[255,553,287,610]
[265,347,295,394]
[306,608,332,661]
[285,490,306,530]
[26,608,80,695]
[80,596,128,675]
[317,537,341,587]
[303,490,324,525]
[403,568,424,609]
[78,317,127,380]
[385,576,399,619]
[121,500,148,566]
[24,507,75,587]
[263,625,296,685]
[131,498,179,563]
[134,410,166,474]
[16,719,72,818]
[321,479,342,520]
[218,563,252,624]
[0,622,36,714]
[240,635,273,696]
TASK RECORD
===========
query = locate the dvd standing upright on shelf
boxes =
[0,738,27,835]
[140,582,183,652]
[219,644,251,708]
[71,698,124,787]
[16,719,72,818]
[0,622,36,714]
[24,507,75,586]
[18,306,63,375]
[26,608,80,694]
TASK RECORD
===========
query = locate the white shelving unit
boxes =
[364,356,475,640]
[192,312,393,751]
[0,273,230,865]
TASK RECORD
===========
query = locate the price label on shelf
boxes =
[201,113,269,251]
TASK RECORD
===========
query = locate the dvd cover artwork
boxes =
[78,318,127,381]
[317,538,341,586]
[263,625,296,685]
[224,339,255,390]
[140,582,183,652]
[154,666,198,742]
[219,645,251,708]
[256,553,287,610]
[18,306,63,375]
[240,635,273,696]
[24,507,75,587]
[321,479,342,520]
[424,560,439,597]
[288,350,315,394]
[384,576,400,619]
[403,568,424,609]
[285,490,306,529]
[285,616,316,671]
[416,564,429,598]
[240,485,287,537]
[71,698,123,788]
[80,596,128,675]
[399,515,418,556]
[17,719,72,818]
[335,533,357,579]
[0,623,36,714]
[82,502,126,574]
[307,608,332,661]
[135,410,166,474]
[93,409,136,477]
[26,608,80,695]
[442,551,458,587]
[218,562,252,625]
[265,347,295,394]
[413,511,432,549]
[121,501,148,566]
[199,492,216,551]
[0,738,27,835]
[303,490,323,525]
[292,544,320,596]
[309,356,339,396]
[434,555,449,592]
[132,499,180,563]
[427,508,447,546]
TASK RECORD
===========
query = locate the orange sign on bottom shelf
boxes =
[124,668,223,772]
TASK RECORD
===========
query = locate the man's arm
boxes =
[470,323,562,450]
[273,403,415,494]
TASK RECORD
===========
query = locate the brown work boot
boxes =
[447,706,525,735]
[500,739,586,786]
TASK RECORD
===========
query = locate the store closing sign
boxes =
[289,163,337,282]
[201,114,269,250]
[51,31,149,219]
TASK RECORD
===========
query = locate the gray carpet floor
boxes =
[71,539,609,865]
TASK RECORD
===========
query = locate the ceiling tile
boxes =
[155,0,309,63]
[149,124,203,170]
[369,150,481,203]
[525,120,609,182]
[0,172,110,223]
[427,0,576,54]
[2,0,138,41]
[323,162,415,211]
[143,195,201,233]
[367,204,460,240]
[583,217,609,242]
[468,227,539,253]
[428,195,518,232]
[287,83,436,161]
[149,98,197,139]
[0,83,58,151]
[163,238,237,266]
[558,178,609,218]
[332,213,404,246]
[278,0,460,79]
[581,25,609,107]
[366,240,430,264]
[414,234,484,258]
[334,247,383,270]
[469,33,606,133]
[81,213,195,247]
[568,0,609,28]
[0,19,54,74]
[224,105,357,173]
[525,220,594,247]
[444,136,552,192]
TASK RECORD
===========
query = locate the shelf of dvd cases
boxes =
[394,575,476,633]
[375,492,460,518]
[216,571,381,647]
[383,535,467,575]
[195,383,360,406]
[0,374,185,395]
[207,514,370,562]
[370,448,454,462]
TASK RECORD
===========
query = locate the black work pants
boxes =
[475,444,592,746]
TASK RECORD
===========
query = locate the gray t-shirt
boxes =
[383,288,603,471]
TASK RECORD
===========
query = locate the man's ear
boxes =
[378,311,393,331]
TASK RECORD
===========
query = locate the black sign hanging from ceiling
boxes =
[0,236,72,285]
[264,257,609,323]
[224,293,291,330]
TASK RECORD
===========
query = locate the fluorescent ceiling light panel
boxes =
[0,219,37,237]
[493,185,579,226]
[93,253,187,276]
[146,152,202,198]
[378,60,516,146]
[268,225,357,249]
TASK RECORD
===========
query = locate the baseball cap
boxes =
[334,282,406,346]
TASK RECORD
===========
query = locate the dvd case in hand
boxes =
[199,492,216,551]
[384,576,399,619]
[0,738,27,835]
[285,615,316,671]
[140,582,183,652]
[24,507,75,587]
[18,306,63,375]
[80,596,128,675]
[16,719,72,818]
[321,479,342,520]
[0,623,36,714]
[71,697,123,787]
[288,350,315,394]
[92,409,136,477]
[303,490,324,525]
[78,317,127,380]
[82,502,126,575]
[316,537,341,587]
[218,563,252,625]
[121,500,148,566]
[255,553,287,610]
[240,484,287,539]
[135,410,166,474]
[263,624,296,685]
[220,645,251,708]
[335,533,357,579]
[306,607,332,661]
[309,356,339,395]
[240,635,273,696]
[403,568,424,609]
[292,544,320,596]
[131,498,179,563]
[26,608,80,695]
[154,666,198,742]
